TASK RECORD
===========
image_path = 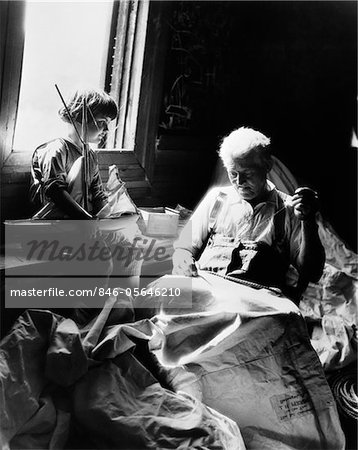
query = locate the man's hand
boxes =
[292,187,319,221]
[172,249,198,277]
[292,187,325,284]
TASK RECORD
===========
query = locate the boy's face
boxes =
[86,114,112,144]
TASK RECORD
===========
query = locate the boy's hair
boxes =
[59,88,118,123]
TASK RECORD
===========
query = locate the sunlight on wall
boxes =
[14,1,113,152]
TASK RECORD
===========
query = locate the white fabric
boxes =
[96,165,138,218]
[139,272,346,450]
[0,302,244,449]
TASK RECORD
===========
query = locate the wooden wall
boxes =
[1,150,152,220]
[1,1,357,249]
[154,1,357,249]
[1,152,33,220]
[0,1,162,222]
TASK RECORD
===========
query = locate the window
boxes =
[1,0,168,183]
[13,1,114,152]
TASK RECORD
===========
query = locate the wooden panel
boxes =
[97,149,146,182]
[1,170,30,184]
[1,181,29,198]
[1,164,31,174]
[1,151,146,183]
[153,149,216,182]
[154,149,202,166]
[101,2,170,195]
[1,147,151,220]
[114,0,139,149]
[0,2,9,102]
[1,184,33,219]
[134,2,172,179]
[123,0,149,149]
[107,0,130,149]
[108,0,150,151]
[125,180,150,199]
[99,166,145,183]
[97,150,139,166]
[4,150,143,167]
[1,150,32,168]
[0,1,26,166]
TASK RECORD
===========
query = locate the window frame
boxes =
[100,0,171,181]
[107,0,149,151]
[0,0,171,186]
[0,1,26,168]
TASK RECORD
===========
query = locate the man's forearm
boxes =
[296,220,325,282]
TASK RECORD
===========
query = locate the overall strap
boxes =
[208,191,228,232]
[193,190,227,261]
[272,192,287,246]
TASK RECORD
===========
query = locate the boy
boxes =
[30,88,118,219]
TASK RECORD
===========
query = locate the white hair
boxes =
[219,127,271,169]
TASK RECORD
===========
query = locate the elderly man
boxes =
[173,127,325,300]
[133,128,344,450]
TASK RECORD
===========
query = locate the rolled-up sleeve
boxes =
[174,187,220,259]
[38,143,68,196]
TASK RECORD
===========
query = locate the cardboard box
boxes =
[138,207,179,237]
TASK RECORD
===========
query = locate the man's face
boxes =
[87,114,112,144]
[227,153,268,201]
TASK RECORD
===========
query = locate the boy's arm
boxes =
[46,185,93,219]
